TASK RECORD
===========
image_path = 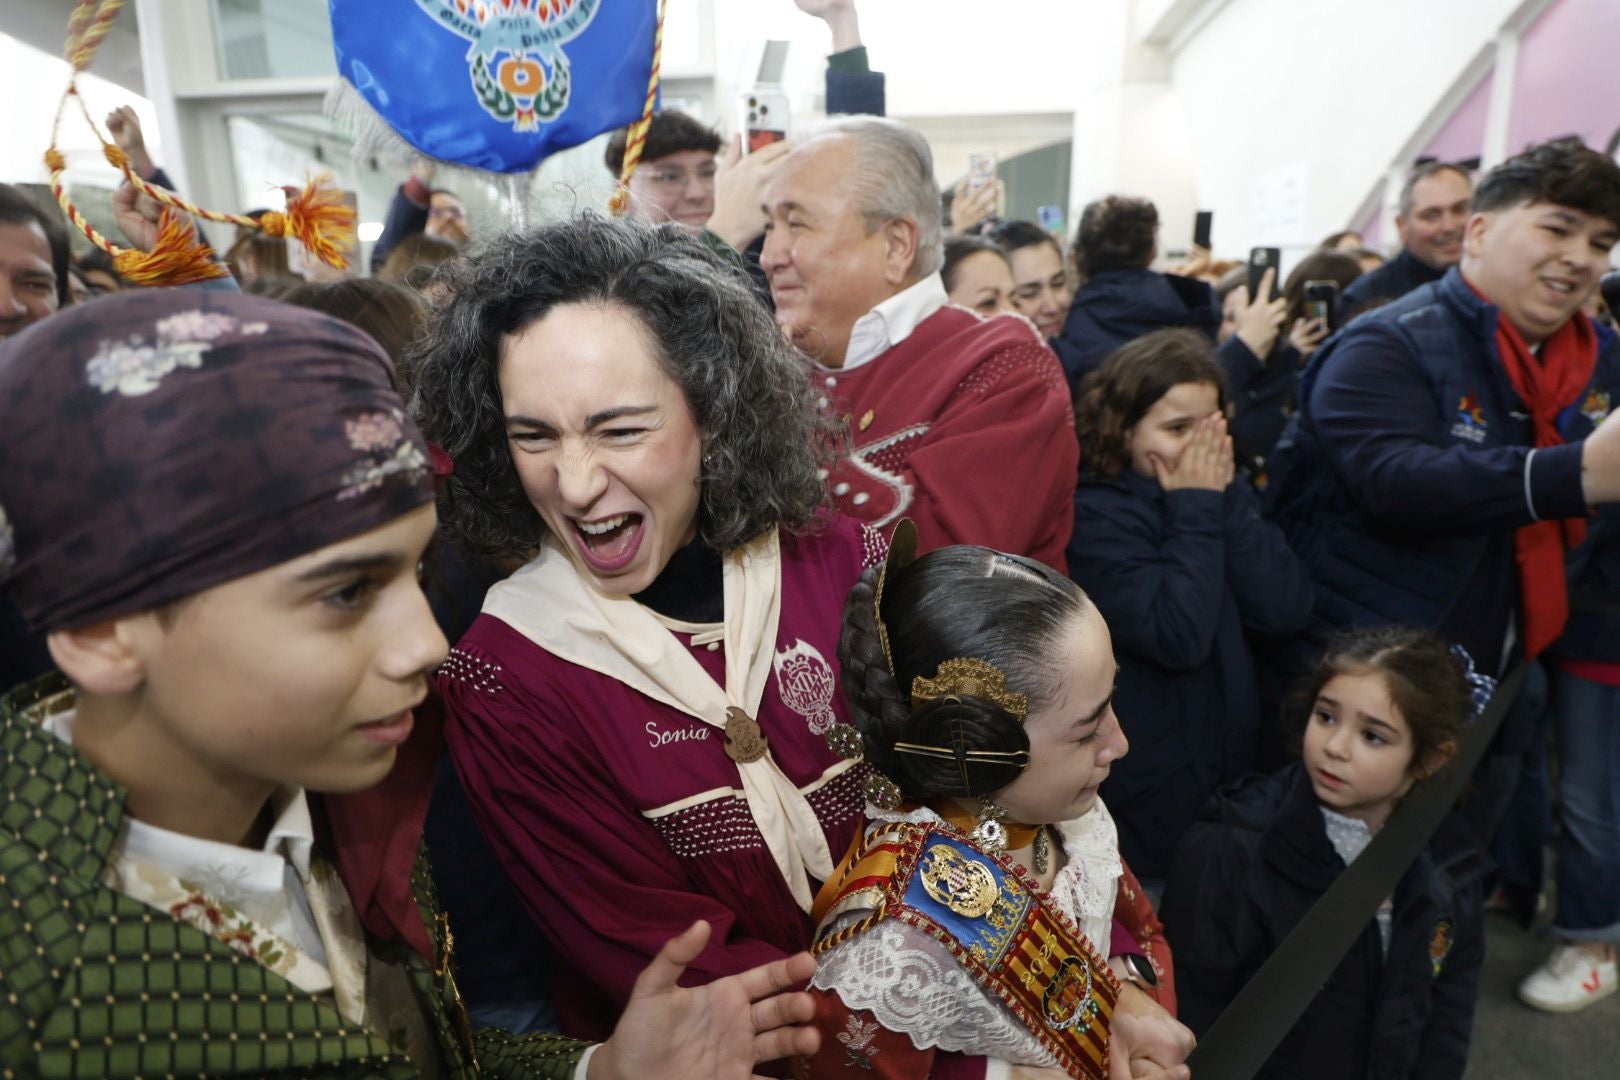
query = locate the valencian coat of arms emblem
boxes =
[414,0,601,132]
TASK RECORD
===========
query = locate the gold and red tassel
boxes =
[259,178,358,270]
[45,0,356,286]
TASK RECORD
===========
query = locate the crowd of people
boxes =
[2,1,1619,1077]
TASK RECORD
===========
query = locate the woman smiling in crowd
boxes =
[414,216,882,1039]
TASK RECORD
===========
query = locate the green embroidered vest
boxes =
[0,675,587,1079]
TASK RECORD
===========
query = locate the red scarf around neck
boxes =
[1469,278,1598,657]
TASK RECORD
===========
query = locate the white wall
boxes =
[0,34,163,189]
[1161,0,1522,260]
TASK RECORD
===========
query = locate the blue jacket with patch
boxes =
[1260,268,1619,681]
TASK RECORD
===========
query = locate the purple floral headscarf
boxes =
[0,289,433,632]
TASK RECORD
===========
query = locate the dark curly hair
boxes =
[1471,136,1620,231]
[838,545,1087,801]
[1076,328,1229,480]
[981,218,1064,262]
[1288,626,1472,778]
[1073,195,1158,277]
[411,216,845,559]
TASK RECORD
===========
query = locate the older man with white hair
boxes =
[761,116,1078,571]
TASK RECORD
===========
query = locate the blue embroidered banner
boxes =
[329,0,658,174]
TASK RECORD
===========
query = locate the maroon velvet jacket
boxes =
[815,307,1080,572]
[436,517,882,1040]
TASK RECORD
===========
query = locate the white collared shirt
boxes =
[837,272,949,372]
[43,709,327,967]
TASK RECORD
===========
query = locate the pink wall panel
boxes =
[1507,0,1620,154]
[1422,70,1494,163]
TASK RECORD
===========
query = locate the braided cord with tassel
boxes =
[45,0,356,283]
[607,0,667,216]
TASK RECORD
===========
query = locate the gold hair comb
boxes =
[910,658,1029,721]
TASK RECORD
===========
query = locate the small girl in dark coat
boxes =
[1161,627,1491,1080]
[1068,328,1314,881]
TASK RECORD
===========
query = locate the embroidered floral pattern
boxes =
[85,310,270,397]
[838,1014,881,1070]
[0,502,14,577]
[337,409,428,499]
[169,884,292,972]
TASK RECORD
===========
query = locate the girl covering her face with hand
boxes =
[1067,329,1315,887]
[1161,627,1490,1080]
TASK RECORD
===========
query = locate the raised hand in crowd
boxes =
[1166,245,1212,280]
[707,134,793,250]
[111,175,194,254]
[1581,407,1620,504]
[104,105,156,179]
[412,154,438,187]
[1232,266,1288,359]
[950,175,1004,235]
[1286,312,1330,359]
[1153,412,1235,492]
[590,921,819,1080]
[794,0,862,52]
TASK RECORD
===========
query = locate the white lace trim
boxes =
[1049,802,1123,949]
[810,919,1059,1067]
[812,803,1120,1062]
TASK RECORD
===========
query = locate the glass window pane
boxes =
[213,0,336,80]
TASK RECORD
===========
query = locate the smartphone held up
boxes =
[739,90,789,155]
[1303,279,1339,333]
[1247,246,1282,302]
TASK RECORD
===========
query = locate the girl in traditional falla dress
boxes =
[800,522,1193,1080]
[0,289,821,1078]
[1161,627,1490,1080]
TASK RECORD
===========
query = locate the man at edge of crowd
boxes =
[1340,161,1472,317]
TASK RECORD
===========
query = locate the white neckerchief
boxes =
[834,272,949,372]
[483,531,837,911]
[42,709,371,1022]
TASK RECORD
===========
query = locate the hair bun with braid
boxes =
[893,695,1030,797]
[836,543,1085,803]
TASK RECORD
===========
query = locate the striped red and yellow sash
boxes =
[812,821,1118,1079]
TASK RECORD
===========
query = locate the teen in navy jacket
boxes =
[1069,329,1313,880]
[1260,141,1620,686]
